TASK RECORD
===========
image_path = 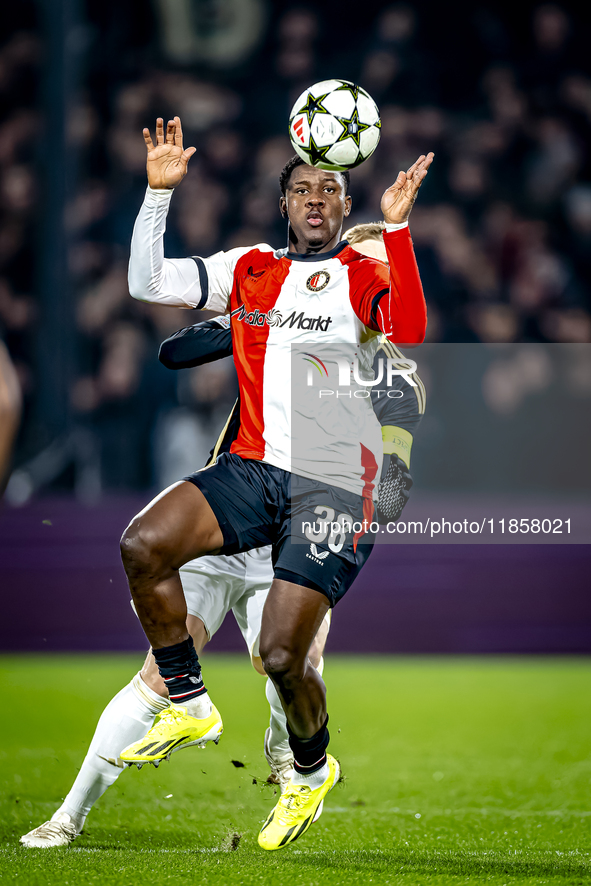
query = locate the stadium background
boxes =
[0,0,590,654]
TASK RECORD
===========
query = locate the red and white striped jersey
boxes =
[129,187,427,496]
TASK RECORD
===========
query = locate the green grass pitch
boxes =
[0,655,589,886]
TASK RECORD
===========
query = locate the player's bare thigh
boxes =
[120,480,224,574]
[140,614,208,697]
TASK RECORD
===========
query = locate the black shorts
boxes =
[184,453,375,607]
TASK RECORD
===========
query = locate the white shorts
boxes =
[132,547,331,670]
[180,546,273,663]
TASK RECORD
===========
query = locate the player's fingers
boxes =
[181,146,196,166]
[166,119,175,145]
[174,116,183,148]
[155,118,164,145]
[411,152,435,185]
[384,172,406,201]
[406,155,425,177]
[409,167,431,194]
[143,128,154,152]
[414,152,435,176]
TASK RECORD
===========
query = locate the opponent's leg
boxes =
[21,616,208,848]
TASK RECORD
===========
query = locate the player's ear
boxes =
[279,196,288,219]
[344,195,352,217]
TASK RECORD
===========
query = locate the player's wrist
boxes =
[383,220,409,233]
[146,184,175,197]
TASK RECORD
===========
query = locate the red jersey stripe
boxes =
[229,251,291,459]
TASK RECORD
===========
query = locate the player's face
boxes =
[280,165,352,254]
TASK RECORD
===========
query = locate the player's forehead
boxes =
[287,166,345,190]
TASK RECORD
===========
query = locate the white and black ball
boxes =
[289,79,381,171]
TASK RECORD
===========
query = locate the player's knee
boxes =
[120,519,171,578]
[260,645,304,687]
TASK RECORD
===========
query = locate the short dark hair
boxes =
[279,155,350,196]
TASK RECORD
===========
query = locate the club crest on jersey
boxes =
[230,305,282,327]
[306,271,330,292]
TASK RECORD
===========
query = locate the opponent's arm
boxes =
[159,317,233,369]
[371,345,426,522]
[374,407,419,524]
[157,314,238,464]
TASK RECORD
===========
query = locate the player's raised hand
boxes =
[143,117,196,190]
[381,153,434,225]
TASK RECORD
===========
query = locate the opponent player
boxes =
[20,223,425,848]
[122,116,431,850]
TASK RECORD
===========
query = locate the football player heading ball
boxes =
[117,112,433,851]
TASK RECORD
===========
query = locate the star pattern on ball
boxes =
[297,92,330,127]
[305,137,332,166]
[335,105,371,149]
[335,81,360,102]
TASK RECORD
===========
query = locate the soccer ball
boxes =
[288,79,381,171]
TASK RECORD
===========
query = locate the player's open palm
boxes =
[381,153,434,225]
[144,116,196,190]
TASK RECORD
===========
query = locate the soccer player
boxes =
[19,223,425,848]
[122,116,431,850]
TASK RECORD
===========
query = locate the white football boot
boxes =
[264,727,294,793]
[20,812,79,848]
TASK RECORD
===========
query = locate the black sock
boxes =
[152,636,207,704]
[288,716,330,775]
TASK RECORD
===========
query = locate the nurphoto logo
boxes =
[303,354,418,391]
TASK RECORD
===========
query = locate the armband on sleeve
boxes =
[381,425,413,468]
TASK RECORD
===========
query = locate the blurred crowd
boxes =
[1,0,590,496]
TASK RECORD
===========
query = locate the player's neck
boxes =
[287,230,343,256]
